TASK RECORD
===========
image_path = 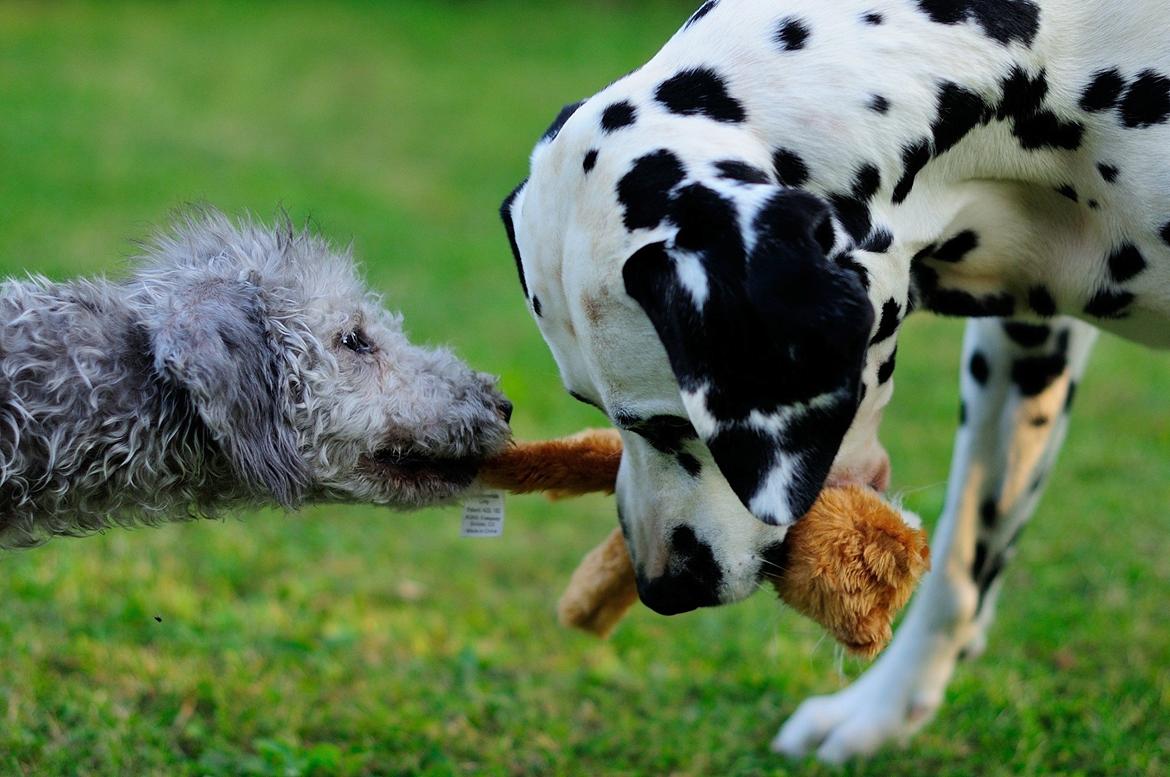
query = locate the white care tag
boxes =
[461,490,506,538]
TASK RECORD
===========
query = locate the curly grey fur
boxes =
[0,209,511,548]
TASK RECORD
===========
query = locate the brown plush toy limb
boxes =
[479,428,623,497]
[479,429,930,658]
[554,527,638,638]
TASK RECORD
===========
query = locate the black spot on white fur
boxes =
[715,160,770,184]
[969,351,990,385]
[932,81,986,155]
[1079,68,1170,128]
[980,498,998,528]
[601,101,637,132]
[1001,322,1049,348]
[912,243,937,263]
[916,0,1040,46]
[935,289,1014,317]
[1012,352,1066,396]
[852,164,882,199]
[541,101,584,143]
[1120,70,1170,128]
[893,140,930,203]
[616,150,686,231]
[999,68,1084,151]
[684,0,718,29]
[775,17,810,51]
[829,194,872,243]
[933,230,979,262]
[499,181,528,297]
[1084,288,1134,320]
[1080,68,1126,112]
[1028,286,1057,317]
[870,299,901,345]
[677,452,702,477]
[655,67,746,123]
[772,148,809,187]
[829,164,881,243]
[1107,243,1147,283]
[975,549,1006,606]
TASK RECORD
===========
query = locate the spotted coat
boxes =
[501,0,1168,758]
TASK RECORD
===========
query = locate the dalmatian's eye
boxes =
[627,415,698,454]
[340,328,375,354]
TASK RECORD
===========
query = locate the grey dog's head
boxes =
[138,209,512,509]
[501,92,894,614]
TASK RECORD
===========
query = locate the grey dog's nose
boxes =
[498,398,514,423]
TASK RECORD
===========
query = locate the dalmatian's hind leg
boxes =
[774,317,1097,763]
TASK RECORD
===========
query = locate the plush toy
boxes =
[479,429,930,658]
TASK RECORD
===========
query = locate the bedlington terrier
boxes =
[0,209,512,547]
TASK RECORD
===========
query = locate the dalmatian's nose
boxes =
[635,525,724,615]
[637,573,721,615]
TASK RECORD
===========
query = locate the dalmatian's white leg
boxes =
[774,316,1097,763]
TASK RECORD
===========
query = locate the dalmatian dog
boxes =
[500,0,1168,761]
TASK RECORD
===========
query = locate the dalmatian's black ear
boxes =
[151,277,309,507]
[623,185,873,525]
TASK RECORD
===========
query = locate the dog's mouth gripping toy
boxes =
[478,429,930,658]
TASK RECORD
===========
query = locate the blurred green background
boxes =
[1,2,1167,775]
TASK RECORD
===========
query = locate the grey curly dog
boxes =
[0,209,512,548]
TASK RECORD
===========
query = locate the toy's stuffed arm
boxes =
[479,428,623,497]
[479,430,929,658]
[555,526,638,639]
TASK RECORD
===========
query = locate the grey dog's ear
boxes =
[623,184,873,526]
[152,277,308,506]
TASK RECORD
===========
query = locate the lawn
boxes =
[0,2,1167,775]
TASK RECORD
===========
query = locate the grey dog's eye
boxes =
[340,328,374,354]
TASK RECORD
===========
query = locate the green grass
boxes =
[1,2,1168,775]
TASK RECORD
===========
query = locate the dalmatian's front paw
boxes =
[772,636,957,763]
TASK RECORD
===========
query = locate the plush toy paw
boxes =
[766,486,929,658]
